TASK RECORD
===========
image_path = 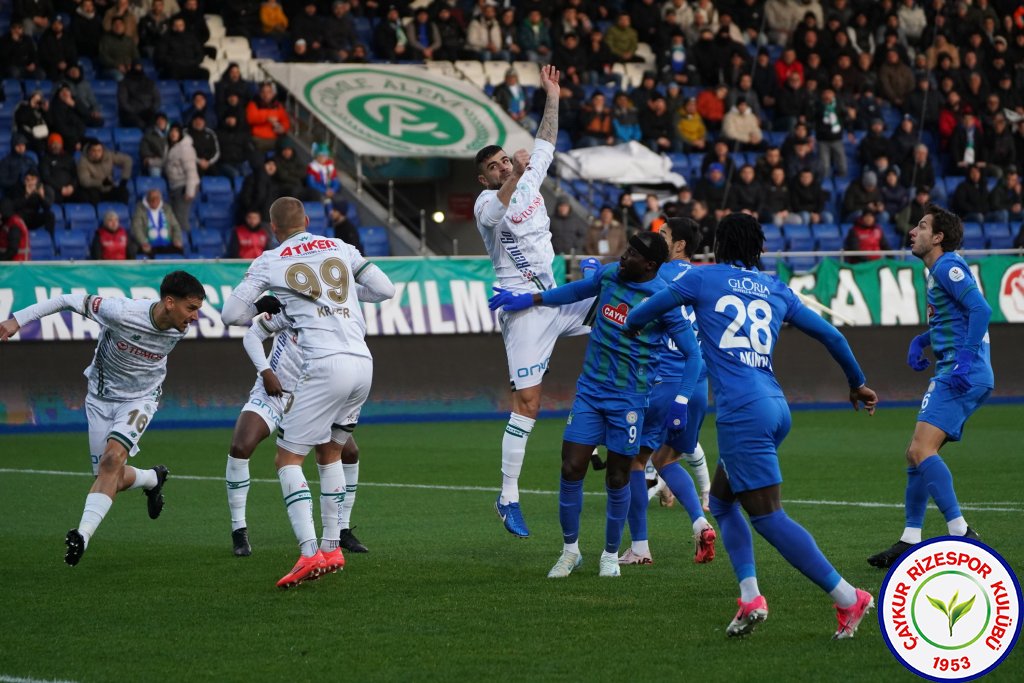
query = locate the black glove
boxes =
[254,295,281,315]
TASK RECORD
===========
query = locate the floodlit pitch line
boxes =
[1,468,1022,513]
[0,675,79,683]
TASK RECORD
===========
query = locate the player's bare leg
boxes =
[338,437,367,552]
[225,411,272,556]
[496,385,541,538]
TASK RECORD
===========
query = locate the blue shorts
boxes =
[641,377,709,454]
[917,378,991,442]
[564,386,647,457]
[716,397,791,494]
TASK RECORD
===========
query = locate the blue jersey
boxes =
[654,260,706,382]
[540,264,699,398]
[663,264,805,415]
[926,252,994,388]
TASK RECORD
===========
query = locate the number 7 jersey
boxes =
[234,232,372,361]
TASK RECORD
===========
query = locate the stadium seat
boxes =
[483,60,513,87]
[667,152,687,174]
[555,130,573,153]
[154,253,186,260]
[197,202,233,233]
[23,79,53,96]
[783,224,812,241]
[91,80,118,98]
[359,226,391,257]
[945,176,961,198]
[114,127,143,158]
[511,62,542,88]
[788,255,820,272]
[759,255,783,273]
[983,222,1011,240]
[961,222,985,249]
[987,234,1015,249]
[96,202,130,226]
[250,37,282,61]
[56,230,90,260]
[200,175,233,203]
[135,176,168,197]
[158,81,185,106]
[453,61,487,90]
[190,228,225,258]
[216,36,252,62]
[182,80,214,99]
[85,127,114,146]
[817,235,843,252]
[62,203,98,233]
[29,230,56,260]
[811,223,841,240]
[2,79,22,101]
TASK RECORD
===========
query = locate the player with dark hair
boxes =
[0,270,206,566]
[621,217,716,566]
[624,213,878,639]
[489,232,701,578]
[867,204,991,568]
[474,65,594,539]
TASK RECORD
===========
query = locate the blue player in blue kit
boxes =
[625,213,879,640]
[867,204,993,569]
[489,232,701,579]
[621,218,716,567]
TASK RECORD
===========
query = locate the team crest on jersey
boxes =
[601,302,629,326]
[626,411,639,425]
[91,297,103,313]
[131,334,141,341]
[949,266,966,282]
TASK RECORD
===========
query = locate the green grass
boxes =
[0,406,1021,682]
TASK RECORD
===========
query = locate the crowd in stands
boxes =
[3,0,1024,264]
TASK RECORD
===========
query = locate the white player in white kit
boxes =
[474,65,592,538]
[0,270,206,566]
[222,197,394,589]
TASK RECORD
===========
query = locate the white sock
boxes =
[339,462,359,529]
[278,465,318,557]
[318,461,346,550]
[126,466,158,490]
[225,456,250,532]
[830,578,858,609]
[692,517,711,535]
[500,412,535,504]
[563,541,580,555]
[631,539,650,555]
[78,492,113,547]
[684,444,711,494]
[948,516,968,536]
[900,527,922,544]
[600,550,617,561]
[739,577,761,602]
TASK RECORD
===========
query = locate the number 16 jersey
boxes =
[667,264,805,416]
[233,232,372,361]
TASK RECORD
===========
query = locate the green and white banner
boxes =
[780,257,1024,325]
[263,63,535,158]
[0,257,566,341]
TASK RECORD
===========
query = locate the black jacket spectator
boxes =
[13,93,50,155]
[177,0,211,46]
[118,63,161,128]
[433,7,465,62]
[214,114,252,176]
[858,123,895,165]
[156,18,207,80]
[71,1,104,60]
[11,169,56,236]
[0,23,41,78]
[953,169,991,218]
[38,16,78,79]
[789,173,830,216]
[374,7,409,62]
[323,1,358,61]
[40,134,80,203]
[727,171,764,214]
[215,64,253,120]
[290,3,325,59]
[139,4,170,60]
[48,85,89,153]
[0,136,35,197]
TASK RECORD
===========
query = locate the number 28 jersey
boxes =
[236,232,371,361]
[667,264,805,416]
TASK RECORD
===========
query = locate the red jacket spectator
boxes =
[843,211,891,263]
[246,82,291,146]
[0,212,30,261]
[774,49,804,88]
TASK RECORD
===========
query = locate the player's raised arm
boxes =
[536,65,560,146]
[1,293,95,340]
[488,268,603,312]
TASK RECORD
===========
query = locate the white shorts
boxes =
[276,354,372,455]
[499,298,593,390]
[240,378,287,434]
[85,394,159,475]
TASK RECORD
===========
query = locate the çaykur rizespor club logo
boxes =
[878,536,1021,681]
[303,68,511,156]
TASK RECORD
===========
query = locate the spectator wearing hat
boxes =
[0,199,31,260]
[156,14,207,80]
[139,0,171,60]
[98,16,140,81]
[272,140,312,198]
[118,61,161,128]
[553,30,588,85]
[78,140,132,205]
[492,68,536,133]
[227,208,272,259]
[71,0,103,61]
[405,7,441,61]
[131,188,184,257]
[306,143,341,202]
[260,0,289,35]
[290,37,319,62]
[880,167,909,219]
[48,84,90,153]
[189,115,221,176]
[843,210,891,263]
[374,4,410,62]
[213,113,252,179]
[328,198,362,252]
[890,115,919,166]
[40,133,81,203]
[0,135,37,198]
[549,197,588,256]
[164,123,199,231]
[246,81,291,157]
[65,62,105,125]
[38,14,78,79]
[843,170,885,220]
[988,167,1023,224]
[11,169,56,237]
[695,163,728,220]
[323,1,358,62]
[13,91,50,156]
[433,4,465,62]
[140,113,170,177]
[91,210,136,260]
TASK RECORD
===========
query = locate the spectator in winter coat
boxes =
[246,81,291,155]
[988,167,1023,224]
[901,144,938,195]
[721,100,764,151]
[40,133,81,203]
[189,115,220,176]
[38,14,78,79]
[549,197,589,255]
[131,188,184,256]
[640,95,679,153]
[141,113,170,177]
[77,140,132,204]
[11,169,56,236]
[877,49,914,108]
[842,170,884,220]
[164,124,199,231]
[761,167,797,226]
[952,165,991,223]
[98,17,139,81]
[118,61,161,128]
[91,210,136,260]
[71,0,104,61]
[0,22,42,79]
[880,168,909,219]
[577,92,614,147]
[790,168,833,224]
[13,91,50,156]
[306,143,341,202]
[585,206,628,263]
[843,210,891,263]
[215,63,253,120]
[676,97,707,151]
[227,209,272,259]
[260,0,289,35]
[328,198,362,252]
[63,63,104,127]
[405,8,442,61]
[183,92,217,131]
[0,202,31,260]
[214,114,252,179]
[611,92,642,144]
[727,164,764,216]
[323,0,358,62]
[156,15,207,80]
[48,84,89,153]
[695,163,728,219]
[139,0,171,60]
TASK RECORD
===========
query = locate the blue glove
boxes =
[665,396,689,434]
[949,349,974,394]
[906,333,930,372]
[488,287,535,312]
[580,257,602,280]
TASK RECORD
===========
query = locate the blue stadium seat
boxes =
[817,235,843,251]
[961,222,985,249]
[667,152,687,174]
[811,223,840,240]
[555,129,573,153]
[200,175,233,203]
[759,255,783,272]
[29,230,56,260]
[354,17,376,51]
[190,228,225,258]
[97,202,130,226]
[91,80,118,98]
[154,253,186,260]
[56,230,90,260]
[63,202,98,225]
[158,80,184,103]
[304,202,329,233]
[782,224,812,241]
[249,37,282,61]
[85,127,114,146]
[114,127,143,157]
[787,236,816,252]
[2,79,22,101]
[987,234,1015,249]
[788,255,820,272]
[345,203,360,228]
[23,79,53,96]
[359,226,391,257]
[945,176,961,198]
[135,176,168,197]
[983,222,1010,239]
[182,80,213,99]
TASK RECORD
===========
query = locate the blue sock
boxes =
[709,495,756,582]
[626,470,648,542]
[905,465,927,529]
[658,461,705,524]
[605,483,630,554]
[917,454,962,523]
[559,477,584,544]
[750,509,840,593]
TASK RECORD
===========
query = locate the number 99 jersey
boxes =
[668,264,805,417]
[235,232,372,361]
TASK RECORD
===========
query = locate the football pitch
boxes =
[0,406,1021,683]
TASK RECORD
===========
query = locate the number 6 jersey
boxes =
[231,232,372,361]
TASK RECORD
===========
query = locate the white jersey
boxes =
[249,312,303,389]
[13,294,185,401]
[474,139,558,293]
[232,232,371,361]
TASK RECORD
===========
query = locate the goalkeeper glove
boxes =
[949,349,974,394]
[488,287,535,312]
[580,257,602,280]
[665,395,689,434]
[906,333,930,372]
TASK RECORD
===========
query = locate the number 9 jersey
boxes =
[233,233,372,361]
[668,264,805,416]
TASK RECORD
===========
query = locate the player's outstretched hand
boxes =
[849,384,878,415]
[261,369,284,397]
[0,318,20,341]
[254,295,282,315]
[906,334,930,371]
[665,397,689,434]
[580,257,601,279]
[488,287,534,312]
[949,349,974,394]
[539,64,561,98]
